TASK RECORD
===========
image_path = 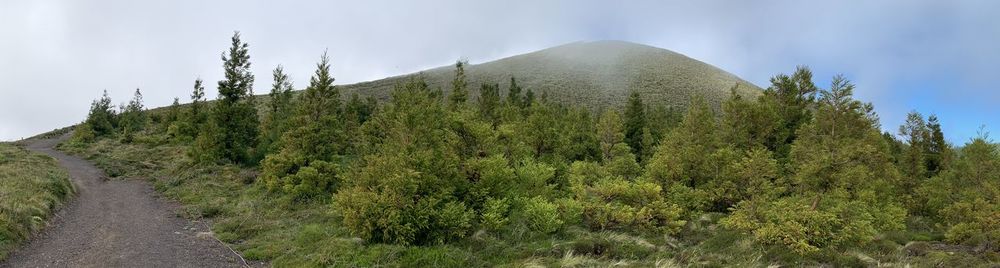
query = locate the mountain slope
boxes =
[340,40,761,110]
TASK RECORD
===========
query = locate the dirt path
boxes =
[1,135,245,268]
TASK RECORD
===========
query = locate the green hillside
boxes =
[340,40,761,110]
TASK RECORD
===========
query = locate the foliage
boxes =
[624,91,646,160]
[918,137,1000,248]
[83,90,118,138]
[448,60,468,109]
[724,75,906,254]
[0,144,74,260]
[260,53,343,200]
[335,78,472,245]
[198,31,260,164]
[257,65,296,158]
[118,88,147,142]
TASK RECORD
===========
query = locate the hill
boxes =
[339,40,761,110]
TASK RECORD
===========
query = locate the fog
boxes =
[1,0,998,143]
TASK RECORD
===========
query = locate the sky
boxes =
[1,0,998,144]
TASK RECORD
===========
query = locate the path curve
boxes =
[1,135,243,268]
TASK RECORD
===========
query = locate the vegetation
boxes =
[56,35,1000,266]
[0,143,74,260]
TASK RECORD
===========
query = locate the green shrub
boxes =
[511,196,563,234]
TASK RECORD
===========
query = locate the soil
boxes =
[2,135,249,268]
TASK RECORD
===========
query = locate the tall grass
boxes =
[0,143,74,260]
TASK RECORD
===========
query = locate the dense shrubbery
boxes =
[65,32,1000,265]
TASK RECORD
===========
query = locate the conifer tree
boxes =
[200,31,259,164]
[258,65,295,158]
[899,111,929,201]
[506,76,522,107]
[336,78,472,244]
[260,52,343,200]
[119,88,146,141]
[764,66,818,159]
[924,115,952,176]
[448,60,469,109]
[623,91,646,159]
[597,109,625,161]
[725,75,905,254]
[85,90,117,137]
[523,89,535,108]
[174,78,209,141]
[478,82,501,123]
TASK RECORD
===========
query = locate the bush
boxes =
[510,196,563,234]
[569,161,686,234]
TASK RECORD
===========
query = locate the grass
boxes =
[150,40,761,118]
[55,133,1000,267]
[0,143,74,260]
[340,40,762,111]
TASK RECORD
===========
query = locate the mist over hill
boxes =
[339,40,761,110]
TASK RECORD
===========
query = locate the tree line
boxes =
[72,32,999,255]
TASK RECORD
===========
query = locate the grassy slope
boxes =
[342,40,761,110]
[154,41,760,116]
[55,134,998,267]
[0,143,74,260]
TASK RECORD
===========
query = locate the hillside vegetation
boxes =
[0,143,74,260]
[57,32,999,267]
[341,41,761,110]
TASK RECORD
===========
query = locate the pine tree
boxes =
[257,65,296,158]
[523,89,535,108]
[623,91,646,160]
[478,83,501,123]
[190,78,206,124]
[763,66,818,160]
[201,31,259,164]
[918,135,999,247]
[721,88,781,151]
[506,76,522,108]
[260,52,343,200]
[336,78,472,244]
[448,60,469,109]
[85,90,117,137]
[925,115,952,176]
[119,88,146,142]
[898,111,929,200]
[725,75,905,254]
[597,109,625,161]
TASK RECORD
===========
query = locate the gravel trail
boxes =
[2,135,245,268]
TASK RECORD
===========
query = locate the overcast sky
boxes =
[1,0,998,144]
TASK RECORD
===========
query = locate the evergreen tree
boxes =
[506,76,522,108]
[725,75,905,254]
[721,88,781,151]
[260,52,343,200]
[645,96,723,213]
[523,89,535,108]
[200,31,259,164]
[448,60,468,109]
[917,134,1000,248]
[173,78,209,141]
[898,111,929,204]
[119,88,147,142]
[336,78,472,244]
[763,66,818,160]
[924,115,952,176]
[478,82,501,123]
[85,90,117,137]
[344,93,377,153]
[623,91,646,160]
[258,65,295,158]
[597,109,625,161]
